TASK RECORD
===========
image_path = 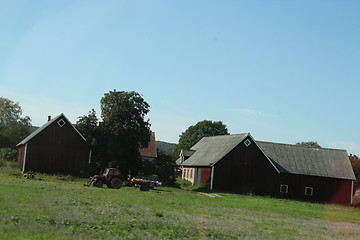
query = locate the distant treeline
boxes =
[156,141,177,152]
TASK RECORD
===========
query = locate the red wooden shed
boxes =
[16,113,90,175]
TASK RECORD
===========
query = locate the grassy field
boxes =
[0,170,360,239]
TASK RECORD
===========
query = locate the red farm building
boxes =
[139,132,158,161]
[178,133,356,205]
[16,114,90,175]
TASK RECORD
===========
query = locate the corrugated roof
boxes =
[16,113,86,146]
[180,133,248,166]
[257,141,356,180]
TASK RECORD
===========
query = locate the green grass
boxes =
[0,170,359,239]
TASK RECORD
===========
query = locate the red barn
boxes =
[178,133,356,205]
[16,114,90,175]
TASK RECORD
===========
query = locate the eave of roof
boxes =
[16,113,86,146]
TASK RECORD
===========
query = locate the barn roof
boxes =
[180,133,356,181]
[180,133,249,167]
[257,141,356,180]
[16,113,86,146]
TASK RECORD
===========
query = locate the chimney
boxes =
[48,115,51,121]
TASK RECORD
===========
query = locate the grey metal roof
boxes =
[257,141,356,180]
[17,113,86,146]
[180,133,249,167]
[181,149,196,158]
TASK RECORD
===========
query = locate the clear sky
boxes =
[1,1,360,155]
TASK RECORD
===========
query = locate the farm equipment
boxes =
[84,168,122,189]
[23,172,35,179]
[129,177,162,191]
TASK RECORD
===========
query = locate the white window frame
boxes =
[244,139,252,147]
[305,187,313,196]
[280,184,288,193]
[57,119,66,127]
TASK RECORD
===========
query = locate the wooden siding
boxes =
[212,137,278,195]
[278,174,353,205]
[200,168,211,187]
[19,117,89,175]
[17,145,26,171]
[211,137,353,204]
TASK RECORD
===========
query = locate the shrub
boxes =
[0,148,17,162]
[176,178,192,188]
[0,160,20,174]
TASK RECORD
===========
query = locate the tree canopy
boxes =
[296,141,321,148]
[177,120,229,151]
[0,97,31,148]
[349,154,360,184]
[77,91,151,175]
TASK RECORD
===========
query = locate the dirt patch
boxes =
[196,214,208,240]
[197,192,223,198]
[320,220,360,240]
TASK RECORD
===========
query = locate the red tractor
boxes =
[84,168,123,189]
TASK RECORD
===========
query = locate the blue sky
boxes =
[1,0,360,155]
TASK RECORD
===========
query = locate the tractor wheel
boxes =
[140,184,150,191]
[110,178,122,189]
[93,181,103,188]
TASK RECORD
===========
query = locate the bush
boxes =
[0,160,20,174]
[176,178,192,188]
[0,148,17,162]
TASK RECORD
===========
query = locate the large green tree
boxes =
[77,91,151,175]
[76,109,105,173]
[0,97,31,148]
[177,120,229,151]
[101,91,151,175]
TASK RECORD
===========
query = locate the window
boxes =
[305,187,313,196]
[190,169,193,178]
[183,169,187,178]
[57,119,66,127]
[280,184,288,193]
[244,139,252,147]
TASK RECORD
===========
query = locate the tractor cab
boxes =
[103,168,120,177]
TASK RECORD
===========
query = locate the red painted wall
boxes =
[330,180,353,205]
[200,168,211,187]
[279,174,354,205]
[17,145,25,170]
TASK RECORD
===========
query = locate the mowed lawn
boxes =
[0,173,360,240]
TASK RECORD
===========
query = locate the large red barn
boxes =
[178,133,356,205]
